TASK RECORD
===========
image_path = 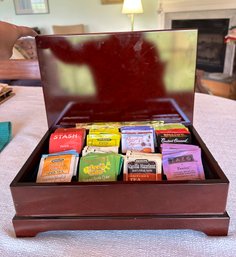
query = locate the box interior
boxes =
[15,125,223,184]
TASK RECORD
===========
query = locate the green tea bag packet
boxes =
[154,123,187,130]
[79,153,123,182]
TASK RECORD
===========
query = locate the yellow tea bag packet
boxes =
[76,122,122,129]
[89,127,120,134]
[87,126,121,147]
[36,154,77,183]
[76,121,164,129]
[87,133,121,147]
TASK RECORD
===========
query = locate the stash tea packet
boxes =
[49,127,86,154]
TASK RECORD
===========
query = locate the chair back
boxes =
[52,24,85,34]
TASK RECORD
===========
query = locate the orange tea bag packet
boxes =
[36,154,77,183]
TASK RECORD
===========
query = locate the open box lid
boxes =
[36,29,198,128]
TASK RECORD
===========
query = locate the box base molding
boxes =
[12,212,230,237]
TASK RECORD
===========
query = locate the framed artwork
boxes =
[13,0,49,15]
[101,0,123,4]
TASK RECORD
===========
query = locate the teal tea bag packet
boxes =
[0,121,12,152]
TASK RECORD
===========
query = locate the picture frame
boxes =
[101,0,123,4]
[13,0,49,15]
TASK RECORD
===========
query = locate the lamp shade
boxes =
[122,0,143,14]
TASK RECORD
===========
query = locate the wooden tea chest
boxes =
[10,30,230,237]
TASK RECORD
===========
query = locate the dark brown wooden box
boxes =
[10,30,230,237]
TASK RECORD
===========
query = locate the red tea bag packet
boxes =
[49,128,86,154]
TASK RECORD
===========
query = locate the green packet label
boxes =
[154,123,187,130]
[79,153,123,182]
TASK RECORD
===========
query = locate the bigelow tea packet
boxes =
[82,146,119,156]
[161,143,205,181]
[155,123,191,145]
[121,126,155,154]
[123,151,162,181]
[87,127,121,147]
[36,151,79,183]
[49,127,86,154]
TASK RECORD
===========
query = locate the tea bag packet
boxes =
[121,126,155,153]
[79,152,123,182]
[36,151,79,183]
[87,127,121,147]
[49,127,86,154]
[82,146,119,156]
[154,123,187,130]
[56,150,80,176]
[155,123,191,146]
[121,120,163,127]
[161,144,205,180]
[89,127,120,134]
[161,143,200,155]
[76,120,164,130]
[76,122,123,129]
[124,151,162,181]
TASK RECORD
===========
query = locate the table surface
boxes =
[0,86,236,257]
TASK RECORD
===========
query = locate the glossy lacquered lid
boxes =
[36,29,198,127]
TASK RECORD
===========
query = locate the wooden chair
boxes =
[0,59,40,80]
[52,24,85,35]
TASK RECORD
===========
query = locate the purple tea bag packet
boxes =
[161,143,200,151]
[120,126,154,132]
[163,150,205,180]
[164,159,200,180]
[121,126,155,153]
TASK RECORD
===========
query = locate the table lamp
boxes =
[122,0,143,31]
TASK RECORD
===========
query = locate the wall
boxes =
[158,0,236,75]
[160,0,236,13]
[0,0,159,34]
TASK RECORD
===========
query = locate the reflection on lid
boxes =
[36,30,197,127]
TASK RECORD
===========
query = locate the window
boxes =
[14,0,49,14]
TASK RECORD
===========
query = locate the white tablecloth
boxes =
[0,86,236,257]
